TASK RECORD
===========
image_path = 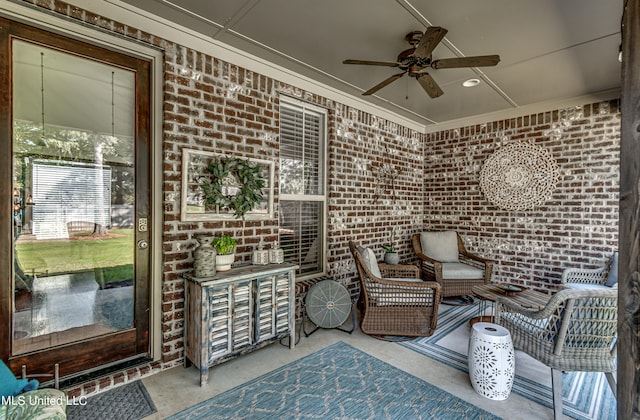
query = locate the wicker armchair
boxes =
[412,232,493,299]
[561,252,618,289]
[349,241,441,340]
[495,287,617,420]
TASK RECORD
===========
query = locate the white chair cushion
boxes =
[442,262,483,279]
[605,252,619,287]
[358,246,382,278]
[383,277,424,283]
[420,231,459,262]
[565,282,612,290]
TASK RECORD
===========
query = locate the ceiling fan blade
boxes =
[362,72,406,95]
[343,59,400,67]
[413,26,448,59]
[416,73,444,98]
[431,55,500,69]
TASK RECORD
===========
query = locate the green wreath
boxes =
[199,156,266,219]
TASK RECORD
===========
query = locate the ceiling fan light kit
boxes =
[343,26,500,98]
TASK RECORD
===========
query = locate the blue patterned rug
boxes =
[168,341,501,419]
[401,304,616,420]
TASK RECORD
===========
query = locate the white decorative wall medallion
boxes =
[479,141,559,211]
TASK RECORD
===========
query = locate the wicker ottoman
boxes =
[468,322,515,400]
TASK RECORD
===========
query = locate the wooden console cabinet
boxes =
[184,263,297,386]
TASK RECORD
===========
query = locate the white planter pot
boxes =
[215,253,235,271]
[383,252,400,264]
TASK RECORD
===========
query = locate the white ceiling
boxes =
[13,40,135,137]
[120,0,622,128]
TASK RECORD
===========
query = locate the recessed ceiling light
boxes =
[462,78,481,88]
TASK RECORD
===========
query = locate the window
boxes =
[279,98,327,277]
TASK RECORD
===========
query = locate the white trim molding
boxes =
[423,88,621,134]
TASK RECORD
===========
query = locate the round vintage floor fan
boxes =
[303,279,354,337]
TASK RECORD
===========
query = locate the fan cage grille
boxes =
[305,280,352,329]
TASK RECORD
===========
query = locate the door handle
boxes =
[137,240,149,249]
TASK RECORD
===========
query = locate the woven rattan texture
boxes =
[349,242,441,338]
[412,233,494,298]
[561,265,611,286]
[495,288,618,373]
[495,285,618,418]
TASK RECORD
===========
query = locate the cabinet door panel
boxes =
[231,282,252,350]
[208,286,231,358]
[275,274,291,333]
[256,276,275,341]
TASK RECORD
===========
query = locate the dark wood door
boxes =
[0,17,151,380]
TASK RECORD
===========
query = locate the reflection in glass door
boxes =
[12,40,136,355]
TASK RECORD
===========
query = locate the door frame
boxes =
[0,6,163,379]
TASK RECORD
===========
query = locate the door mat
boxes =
[66,380,156,420]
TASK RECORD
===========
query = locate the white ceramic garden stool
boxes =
[468,322,515,400]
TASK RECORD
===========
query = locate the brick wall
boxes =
[16,0,621,397]
[423,102,620,292]
[328,106,425,291]
[161,47,285,364]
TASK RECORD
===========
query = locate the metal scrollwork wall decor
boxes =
[372,144,405,203]
[479,141,560,211]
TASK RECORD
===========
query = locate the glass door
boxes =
[1,18,151,380]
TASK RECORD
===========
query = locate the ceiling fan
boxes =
[343,27,500,98]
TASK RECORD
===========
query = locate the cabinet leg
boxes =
[200,367,209,387]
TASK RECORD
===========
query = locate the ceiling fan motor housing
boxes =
[405,30,424,46]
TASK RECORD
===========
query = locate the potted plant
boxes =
[382,229,400,264]
[213,235,238,271]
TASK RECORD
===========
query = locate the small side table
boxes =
[468,322,515,400]
[470,284,550,325]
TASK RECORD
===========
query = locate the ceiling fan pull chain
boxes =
[405,75,409,100]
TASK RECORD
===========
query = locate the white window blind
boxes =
[279,99,326,277]
[32,160,112,240]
